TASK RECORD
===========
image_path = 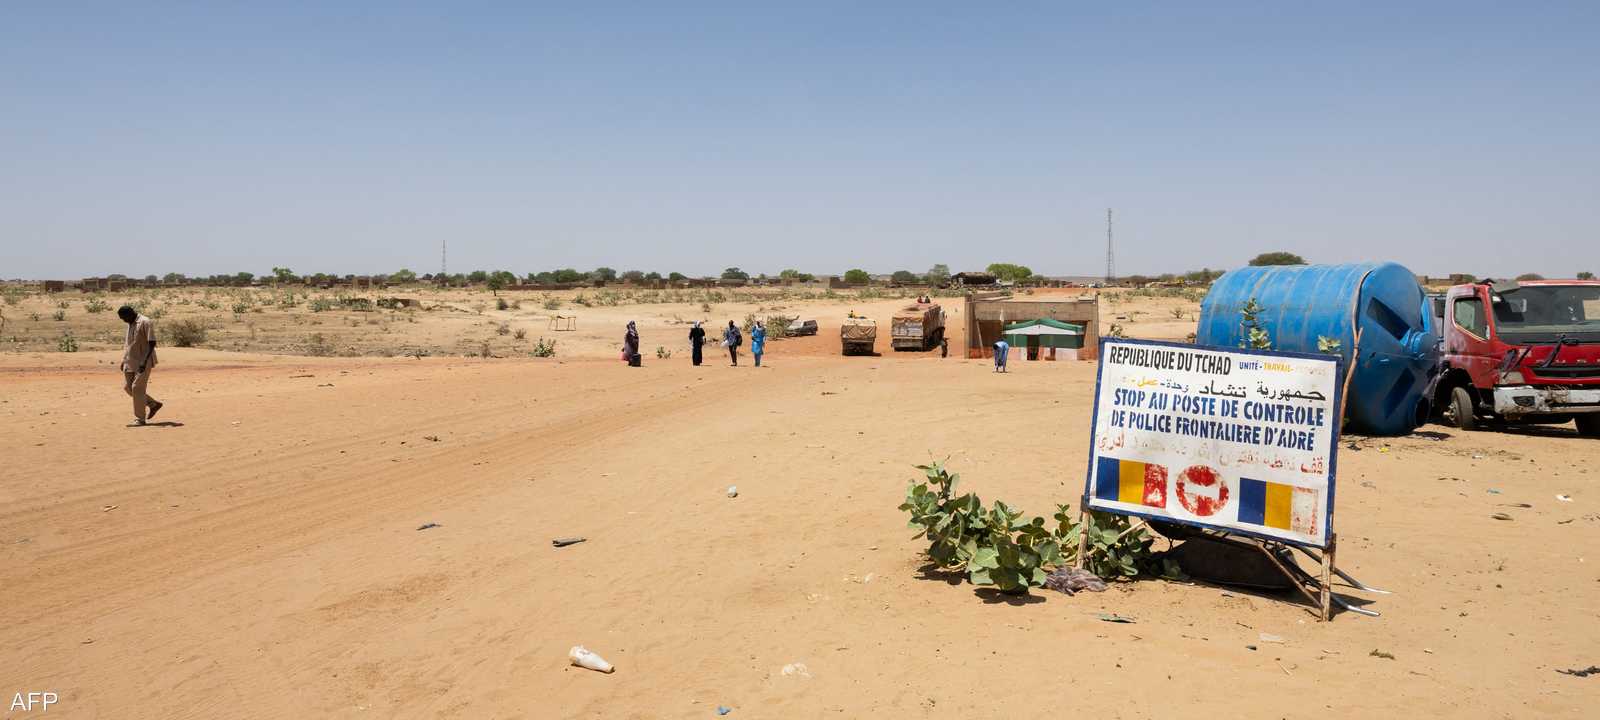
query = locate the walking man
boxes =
[118,305,163,426]
[724,320,742,366]
[750,320,766,367]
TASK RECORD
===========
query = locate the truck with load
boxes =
[890,302,945,351]
[1431,278,1600,437]
[841,316,877,356]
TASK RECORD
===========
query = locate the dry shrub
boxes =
[163,319,208,347]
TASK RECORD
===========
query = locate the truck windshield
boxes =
[1491,285,1600,342]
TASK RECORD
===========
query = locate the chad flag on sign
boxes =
[1094,457,1167,508]
[1237,478,1320,536]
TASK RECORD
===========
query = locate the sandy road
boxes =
[2,348,1597,718]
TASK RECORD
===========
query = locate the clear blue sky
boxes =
[3,2,1597,280]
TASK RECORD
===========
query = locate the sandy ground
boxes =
[2,338,1598,718]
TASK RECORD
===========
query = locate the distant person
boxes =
[918,294,931,303]
[689,321,706,366]
[993,339,1009,373]
[940,336,949,358]
[724,320,742,366]
[118,305,163,426]
[751,320,767,367]
[623,321,640,367]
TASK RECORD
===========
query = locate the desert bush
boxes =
[51,309,66,322]
[1239,298,1271,350]
[497,322,510,336]
[573,293,592,307]
[56,300,70,309]
[513,328,527,340]
[472,302,487,314]
[162,319,208,347]
[2,289,22,306]
[1170,307,1186,320]
[900,462,1162,593]
[199,300,222,311]
[765,314,796,339]
[543,298,562,311]
[530,337,557,357]
[29,312,41,322]
[57,332,79,353]
[496,297,510,311]
[306,333,333,356]
[85,298,111,313]
[479,340,492,358]
[149,307,165,319]
[309,298,334,312]
[700,302,712,313]
[656,345,672,359]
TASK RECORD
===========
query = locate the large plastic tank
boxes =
[1195,262,1439,435]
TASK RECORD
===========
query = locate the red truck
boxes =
[1431,278,1600,436]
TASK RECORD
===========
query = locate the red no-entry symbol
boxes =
[1176,465,1230,517]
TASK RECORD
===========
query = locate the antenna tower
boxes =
[441,239,448,277]
[1105,208,1115,283]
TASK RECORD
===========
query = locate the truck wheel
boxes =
[1445,386,1477,431]
[1578,414,1600,438]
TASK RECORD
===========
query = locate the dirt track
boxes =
[3,348,1598,718]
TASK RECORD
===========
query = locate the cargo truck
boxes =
[1430,278,1600,436]
[890,303,945,351]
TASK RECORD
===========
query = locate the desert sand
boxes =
[2,289,1597,718]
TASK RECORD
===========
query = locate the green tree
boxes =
[552,268,583,283]
[143,274,158,283]
[779,269,815,282]
[986,263,1033,283]
[1247,252,1306,266]
[234,272,255,284]
[1516,273,1545,281]
[1182,268,1224,283]
[468,270,489,283]
[271,267,296,284]
[721,267,749,280]
[843,268,871,284]
[590,267,618,282]
[891,270,918,283]
[927,264,951,285]
[621,270,646,282]
[162,272,186,284]
[644,271,662,281]
[668,271,687,282]
[486,270,517,294]
[1577,271,1594,280]
[391,268,417,283]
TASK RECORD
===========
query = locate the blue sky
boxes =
[3,2,1597,280]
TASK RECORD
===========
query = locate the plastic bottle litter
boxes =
[569,645,615,673]
[727,486,738,498]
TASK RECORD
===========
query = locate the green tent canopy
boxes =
[1002,318,1085,349]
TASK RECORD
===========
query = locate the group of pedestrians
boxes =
[627,319,766,368]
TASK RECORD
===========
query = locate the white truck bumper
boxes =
[1493,386,1600,416]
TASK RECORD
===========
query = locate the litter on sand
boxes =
[1044,567,1108,595]
[1258,632,1286,644]
[1096,613,1136,624]
[416,522,441,531]
[1556,666,1600,678]
[552,537,587,547]
[1491,513,1514,521]
[569,645,615,673]
[1557,495,1574,503]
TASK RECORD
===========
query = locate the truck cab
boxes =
[1433,279,1600,436]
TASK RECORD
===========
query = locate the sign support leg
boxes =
[1320,534,1336,621]
[1075,506,1091,570]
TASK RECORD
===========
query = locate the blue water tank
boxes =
[1195,262,1439,435]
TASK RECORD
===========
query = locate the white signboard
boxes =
[1085,338,1342,548]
